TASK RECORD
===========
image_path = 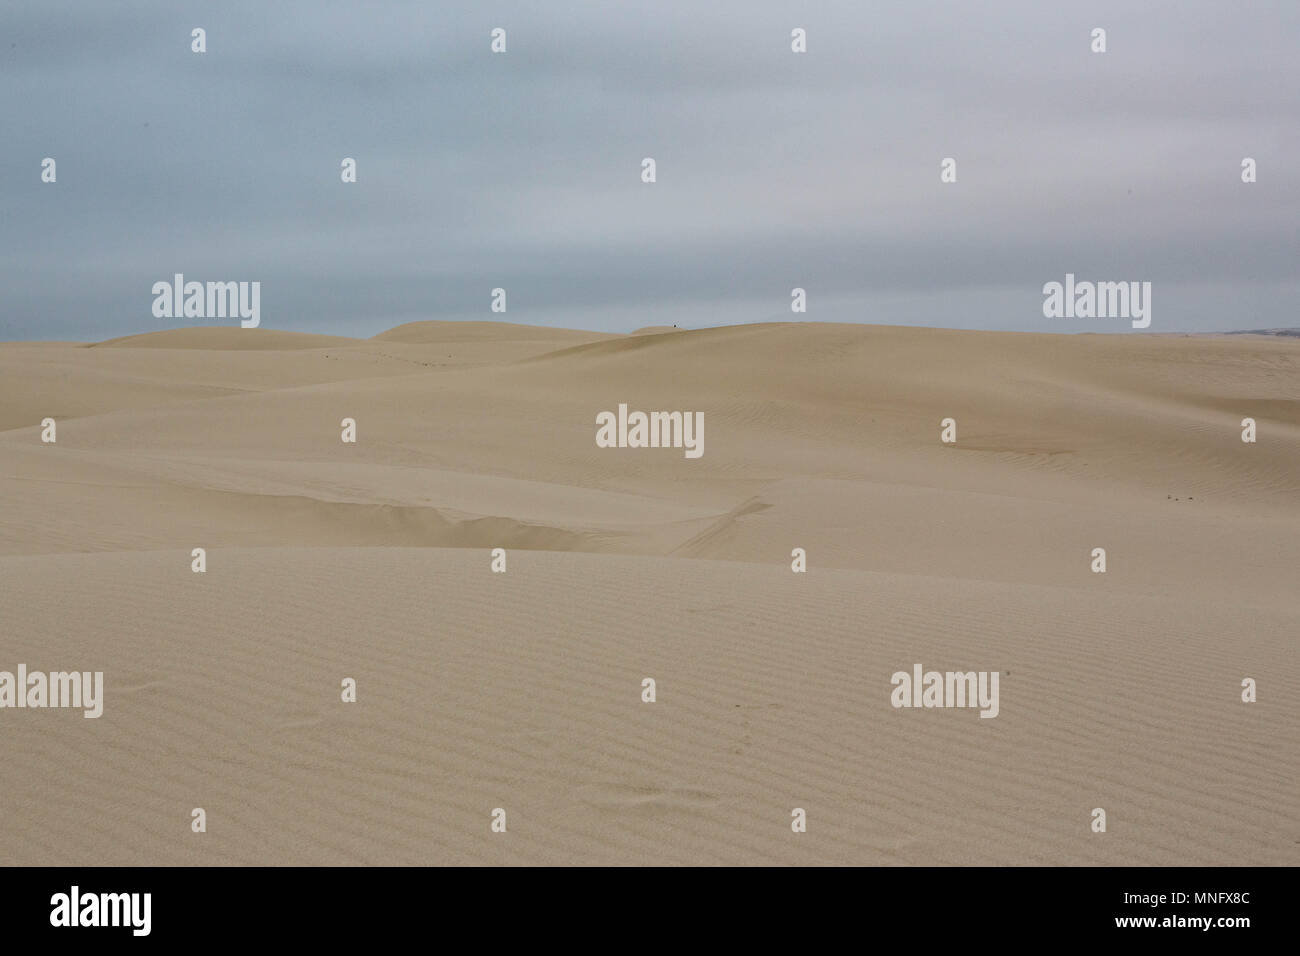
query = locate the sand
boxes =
[0,320,1296,865]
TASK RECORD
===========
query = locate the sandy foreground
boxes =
[0,320,1296,865]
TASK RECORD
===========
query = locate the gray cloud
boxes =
[3,0,1297,340]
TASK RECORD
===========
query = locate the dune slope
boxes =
[0,321,1296,865]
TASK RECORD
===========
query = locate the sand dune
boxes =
[0,321,1296,865]
[94,327,366,350]
[372,319,614,346]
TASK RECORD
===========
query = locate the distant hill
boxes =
[1223,328,1300,337]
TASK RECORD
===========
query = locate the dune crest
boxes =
[94,326,364,350]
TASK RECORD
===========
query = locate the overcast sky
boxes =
[3,0,1297,340]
